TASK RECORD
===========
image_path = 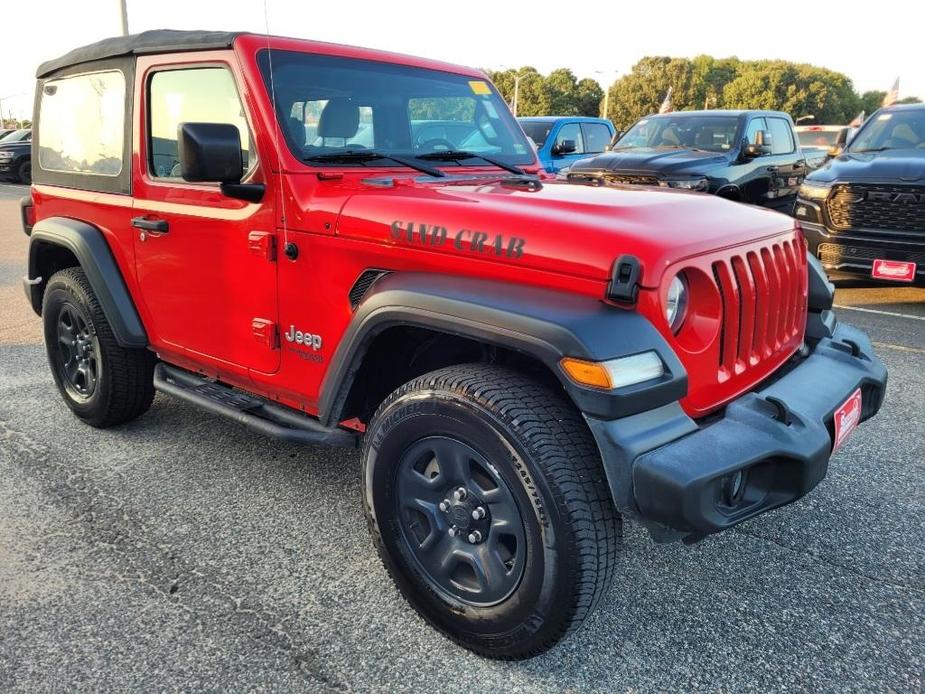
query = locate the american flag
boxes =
[882,78,899,107]
[659,87,673,114]
[848,111,866,127]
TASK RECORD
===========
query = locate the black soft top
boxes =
[36,29,241,78]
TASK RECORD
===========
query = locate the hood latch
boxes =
[607,255,642,305]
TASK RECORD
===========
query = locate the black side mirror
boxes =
[179,122,243,182]
[744,130,772,158]
[553,139,577,156]
[178,122,264,202]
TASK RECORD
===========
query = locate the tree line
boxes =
[488,58,920,130]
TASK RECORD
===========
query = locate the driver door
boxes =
[132,62,280,375]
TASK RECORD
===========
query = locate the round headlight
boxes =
[665,274,688,332]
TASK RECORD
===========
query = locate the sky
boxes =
[0,0,919,121]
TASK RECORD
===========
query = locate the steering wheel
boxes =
[417,138,456,152]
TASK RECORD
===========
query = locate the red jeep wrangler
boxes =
[23,31,887,659]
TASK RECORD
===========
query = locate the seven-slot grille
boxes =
[711,237,807,379]
[826,184,925,233]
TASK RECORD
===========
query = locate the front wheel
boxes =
[362,364,621,659]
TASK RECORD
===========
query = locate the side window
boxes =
[38,70,125,176]
[767,117,796,154]
[148,67,255,180]
[745,117,767,144]
[554,122,584,154]
[581,123,612,153]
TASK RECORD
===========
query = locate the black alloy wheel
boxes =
[395,435,527,607]
[363,364,622,659]
[54,302,99,400]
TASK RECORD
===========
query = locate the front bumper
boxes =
[587,321,887,541]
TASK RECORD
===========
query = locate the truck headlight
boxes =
[560,351,665,390]
[659,177,708,191]
[798,182,832,200]
[665,274,688,332]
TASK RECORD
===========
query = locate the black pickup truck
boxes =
[795,103,925,284]
[567,110,809,212]
[0,128,32,184]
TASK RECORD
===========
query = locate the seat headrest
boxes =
[318,98,360,140]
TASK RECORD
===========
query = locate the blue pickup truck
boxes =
[517,116,616,173]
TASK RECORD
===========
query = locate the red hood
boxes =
[334,177,797,288]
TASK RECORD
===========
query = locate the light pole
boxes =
[497,65,527,116]
[117,0,129,36]
[593,70,619,120]
[512,73,524,116]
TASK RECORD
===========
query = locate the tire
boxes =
[17,160,31,185]
[42,267,156,428]
[362,364,621,659]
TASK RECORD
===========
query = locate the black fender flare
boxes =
[26,217,147,348]
[318,272,687,425]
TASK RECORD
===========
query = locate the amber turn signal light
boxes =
[559,358,613,390]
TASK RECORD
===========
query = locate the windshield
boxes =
[615,115,740,153]
[519,121,554,148]
[848,109,925,152]
[257,50,534,167]
[797,129,840,148]
[1,129,31,143]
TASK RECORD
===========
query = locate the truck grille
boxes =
[827,184,925,233]
[818,243,925,266]
[711,237,807,381]
[604,174,660,187]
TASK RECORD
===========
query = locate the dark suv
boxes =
[795,103,925,284]
[0,128,32,183]
[567,110,809,212]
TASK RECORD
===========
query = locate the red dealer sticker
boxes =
[833,388,863,452]
[871,259,916,282]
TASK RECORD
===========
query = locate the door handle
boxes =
[765,166,779,173]
[131,216,169,233]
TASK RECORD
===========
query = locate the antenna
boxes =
[263,0,289,248]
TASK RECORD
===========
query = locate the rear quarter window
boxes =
[38,70,126,176]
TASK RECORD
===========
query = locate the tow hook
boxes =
[765,396,793,426]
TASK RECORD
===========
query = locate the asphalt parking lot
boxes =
[0,181,922,692]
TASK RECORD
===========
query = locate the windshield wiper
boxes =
[303,150,444,177]
[851,147,893,153]
[416,150,525,175]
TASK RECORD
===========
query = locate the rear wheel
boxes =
[43,267,156,427]
[17,160,31,185]
[362,364,621,659]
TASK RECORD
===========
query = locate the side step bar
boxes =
[153,363,358,448]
